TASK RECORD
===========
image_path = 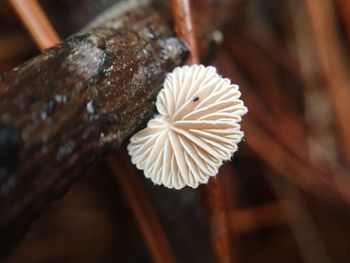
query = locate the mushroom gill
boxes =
[127,64,247,189]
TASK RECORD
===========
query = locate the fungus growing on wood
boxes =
[127,64,247,189]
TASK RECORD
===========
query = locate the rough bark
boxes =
[0,1,187,257]
[0,0,230,258]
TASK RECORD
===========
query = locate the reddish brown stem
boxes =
[203,177,234,262]
[171,1,233,262]
[8,0,60,50]
[107,154,176,263]
[171,0,200,64]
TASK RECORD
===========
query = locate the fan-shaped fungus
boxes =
[128,65,247,189]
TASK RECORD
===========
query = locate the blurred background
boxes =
[1,0,350,262]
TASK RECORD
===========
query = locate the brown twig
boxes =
[106,154,176,263]
[170,0,200,64]
[202,177,234,262]
[8,0,60,49]
[170,1,233,262]
[304,0,350,165]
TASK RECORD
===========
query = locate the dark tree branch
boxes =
[0,0,231,258]
[0,1,187,257]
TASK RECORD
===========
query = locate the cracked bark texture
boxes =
[0,0,231,258]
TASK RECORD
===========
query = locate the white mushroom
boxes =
[127,64,247,189]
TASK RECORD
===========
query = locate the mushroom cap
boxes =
[127,64,247,189]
